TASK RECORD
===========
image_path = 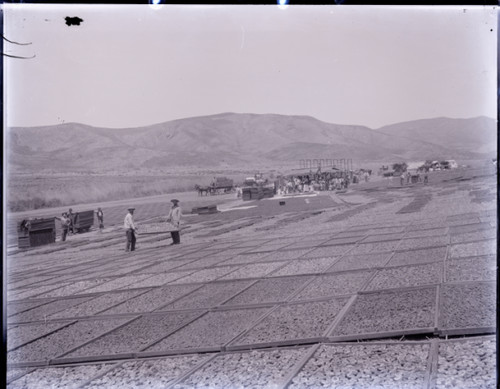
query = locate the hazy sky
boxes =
[4,4,497,129]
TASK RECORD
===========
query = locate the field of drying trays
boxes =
[6,166,497,388]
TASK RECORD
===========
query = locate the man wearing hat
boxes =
[124,207,137,251]
[166,199,182,245]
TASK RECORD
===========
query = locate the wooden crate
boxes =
[73,210,94,232]
[20,218,56,232]
[17,218,56,248]
[29,229,56,247]
[17,236,30,249]
[191,205,218,215]
[262,187,274,198]
[242,188,252,201]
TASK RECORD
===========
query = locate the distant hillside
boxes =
[377,116,497,155]
[7,113,495,173]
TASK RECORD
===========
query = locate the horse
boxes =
[195,185,211,196]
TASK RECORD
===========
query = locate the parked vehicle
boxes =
[195,177,234,196]
[212,177,234,193]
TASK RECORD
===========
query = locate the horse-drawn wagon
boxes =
[195,177,234,196]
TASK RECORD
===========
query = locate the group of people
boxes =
[276,171,359,195]
[124,199,182,252]
[54,199,181,251]
[399,171,429,186]
[56,207,105,242]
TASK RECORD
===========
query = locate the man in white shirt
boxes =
[167,199,182,245]
[124,207,137,251]
[55,212,70,242]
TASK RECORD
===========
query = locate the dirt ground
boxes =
[5,165,497,388]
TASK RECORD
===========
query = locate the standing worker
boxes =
[167,199,182,245]
[55,212,70,242]
[96,207,104,232]
[124,207,137,252]
[67,208,75,234]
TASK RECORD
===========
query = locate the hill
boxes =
[7,113,495,173]
[377,116,497,155]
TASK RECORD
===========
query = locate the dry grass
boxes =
[7,172,246,212]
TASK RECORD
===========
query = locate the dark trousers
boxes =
[62,228,68,242]
[171,231,180,244]
[126,229,136,251]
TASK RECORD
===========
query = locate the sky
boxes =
[3,4,498,129]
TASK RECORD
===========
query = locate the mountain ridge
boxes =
[8,113,496,172]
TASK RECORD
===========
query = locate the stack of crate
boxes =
[250,187,261,199]
[242,188,252,201]
[17,221,30,249]
[18,218,56,249]
[215,177,233,188]
[73,210,94,232]
[262,187,275,198]
[191,205,218,214]
[242,186,275,201]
